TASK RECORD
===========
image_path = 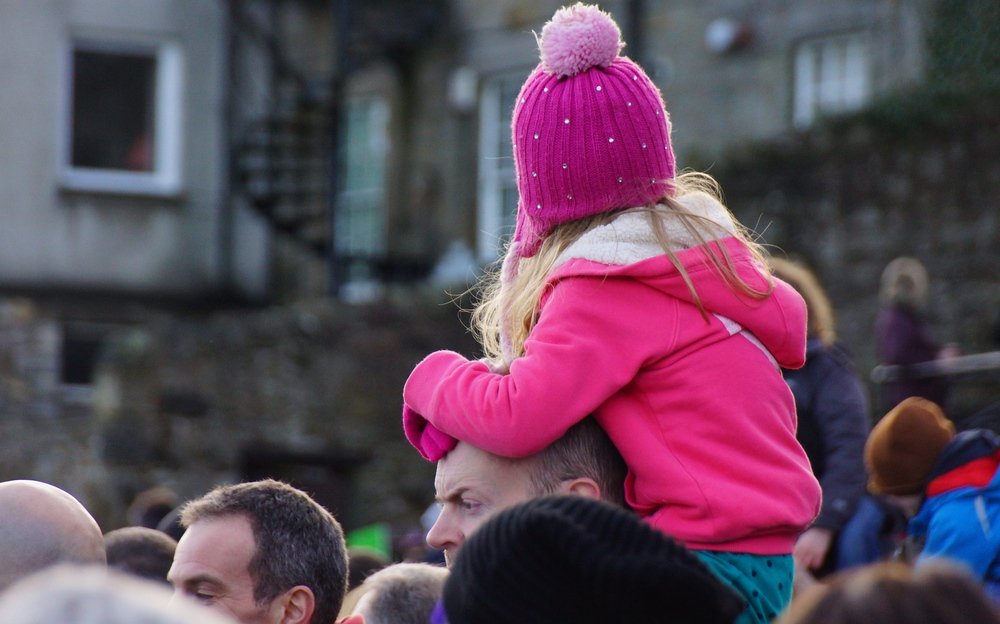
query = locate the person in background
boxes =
[104,526,177,584]
[875,256,957,412]
[351,562,448,624]
[125,486,180,530]
[0,479,106,591]
[865,397,1000,599]
[402,4,819,622]
[0,565,238,624]
[769,258,871,585]
[339,547,391,617]
[776,560,1000,624]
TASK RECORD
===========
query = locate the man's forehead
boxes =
[434,442,531,497]
[170,514,256,579]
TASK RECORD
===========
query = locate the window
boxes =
[476,74,523,262]
[61,36,183,195]
[59,322,115,404]
[337,97,389,278]
[793,33,871,128]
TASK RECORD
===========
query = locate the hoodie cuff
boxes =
[403,404,458,461]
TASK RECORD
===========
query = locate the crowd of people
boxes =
[2,3,996,623]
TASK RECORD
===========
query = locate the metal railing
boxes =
[870,351,1000,384]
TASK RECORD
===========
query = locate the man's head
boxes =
[0,479,106,590]
[427,418,626,565]
[105,526,177,584]
[351,562,448,624]
[168,479,350,624]
[0,564,237,624]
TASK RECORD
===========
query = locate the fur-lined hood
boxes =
[555,191,736,268]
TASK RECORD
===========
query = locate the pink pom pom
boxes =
[538,3,623,77]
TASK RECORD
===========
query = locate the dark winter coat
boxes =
[784,338,870,532]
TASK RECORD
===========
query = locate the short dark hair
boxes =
[179,479,348,624]
[104,526,177,584]
[526,417,627,507]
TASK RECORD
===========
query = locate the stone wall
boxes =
[716,92,1000,419]
[0,292,480,538]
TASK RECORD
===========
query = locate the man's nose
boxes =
[426,510,460,551]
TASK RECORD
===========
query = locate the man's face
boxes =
[426,442,537,566]
[168,515,283,624]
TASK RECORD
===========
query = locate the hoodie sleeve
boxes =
[402,274,674,457]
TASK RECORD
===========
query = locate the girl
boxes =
[403,4,820,622]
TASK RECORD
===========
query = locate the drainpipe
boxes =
[326,0,353,297]
[625,0,646,68]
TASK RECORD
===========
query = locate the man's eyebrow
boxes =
[173,572,225,590]
[436,486,471,504]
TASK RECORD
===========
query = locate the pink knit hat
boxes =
[508,3,676,263]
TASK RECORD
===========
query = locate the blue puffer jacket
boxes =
[910,429,1000,592]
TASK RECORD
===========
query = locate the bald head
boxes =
[0,480,106,590]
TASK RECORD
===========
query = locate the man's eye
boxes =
[459,499,483,513]
[192,591,216,604]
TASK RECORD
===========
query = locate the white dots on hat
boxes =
[608,137,615,143]
[596,85,602,91]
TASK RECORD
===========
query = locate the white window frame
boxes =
[59,33,184,196]
[476,73,522,262]
[793,32,871,129]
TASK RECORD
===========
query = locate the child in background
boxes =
[768,257,871,584]
[402,4,820,622]
[865,396,1000,600]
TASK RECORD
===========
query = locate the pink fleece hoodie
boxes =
[403,203,821,554]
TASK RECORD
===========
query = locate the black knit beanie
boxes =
[442,495,745,624]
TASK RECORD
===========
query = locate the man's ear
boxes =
[338,615,365,624]
[278,586,315,624]
[559,477,602,500]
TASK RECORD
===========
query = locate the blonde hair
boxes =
[768,257,837,347]
[879,256,929,310]
[473,172,772,363]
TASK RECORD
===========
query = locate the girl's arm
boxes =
[403,275,669,457]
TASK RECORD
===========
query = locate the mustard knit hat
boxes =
[865,397,955,496]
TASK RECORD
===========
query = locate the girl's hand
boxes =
[403,404,458,461]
